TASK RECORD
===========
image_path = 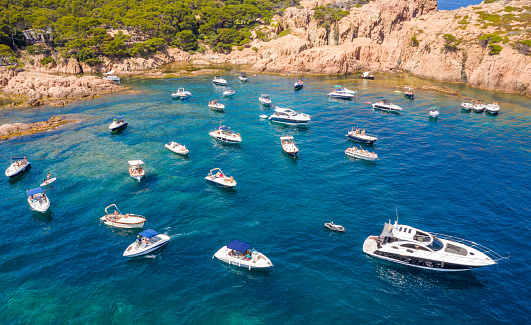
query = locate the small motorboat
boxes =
[359,71,375,79]
[486,102,500,114]
[123,229,170,257]
[363,219,507,271]
[328,87,356,100]
[280,136,299,156]
[372,100,402,113]
[345,146,378,161]
[404,87,414,99]
[102,70,120,84]
[27,187,50,213]
[429,110,440,118]
[209,125,242,143]
[294,79,304,90]
[259,94,272,106]
[473,100,486,113]
[208,100,225,111]
[5,156,30,178]
[171,87,192,99]
[109,116,128,132]
[213,76,227,86]
[239,72,248,82]
[100,204,146,229]
[205,168,237,188]
[223,88,235,96]
[128,160,145,181]
[269,107,311,125]
[213,240,273,270]
[346,127,378,145]
[461,99,473,112]
[324,222,346,232]
[40,177,57,187]
[334,85,357,96]
[165,141,189,155]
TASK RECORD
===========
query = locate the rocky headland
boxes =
[0,116,77,140]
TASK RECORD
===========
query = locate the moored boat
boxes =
[171,87,192,99]
[486,102,500,114]
[223,88,235,96]
[213,76,227,86]
[324,222,346,232]
[209,125,242,143]
[473,100,486,113]
[259,94,272,106]
[362,220,506,271]
[109,116,128,132]
[280,136,299,156]
[5,156,30,178]
[100,204,146,229]
[128,160,145,181]
[123,229,170,257]
[461,99,473,111]
[294,79,304,90]
[269,107,311,125]
[404,87,414,99]
[328,87,356,100]
[345,146,378,161]
[102,70,120,84]
[372,100,402,113]
[165,141,189,155]
[213,240,273,270]
[239,72,248,82]
[208,100,225,111]
[429,110,439,118]
[205,168,237,188]
[359,71,375,79]
[346,127,377,145]
[27,187,50,213]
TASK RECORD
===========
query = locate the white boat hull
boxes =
[5,162,30,177]
[100,215,145,229]
[345,149,377,161]
[208,103,225,111]
[259,98,271,106]
[28,195,50,213]
[165,143,189,155]
[214,246,273,270]
[209,131,242,143]
[205,176,237,188]
[123,234,170,257]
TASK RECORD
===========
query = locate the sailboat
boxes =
[293,57,303,90]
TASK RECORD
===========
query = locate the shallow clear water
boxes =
[0,73,530,324]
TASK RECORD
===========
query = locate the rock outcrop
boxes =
[0,116,77,140]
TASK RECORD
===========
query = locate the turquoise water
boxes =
[1,73,530,324]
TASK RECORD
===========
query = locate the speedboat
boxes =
[461,99,473,111]
[213,240,273,270]
[259,94,272,106]
[362,220,506,271]
[205,168,237,188]
[324,222,346,232]
[123,229,170,257]
[213,76,227,86]
[102,70,120,84]
[372,100,402,113]
[345,146,378,161]
[269,107,311,125]
[209,125,242,143]
[223,88,235,96]
[27,187,50,213]
[334,85,357,96]
[165,141,189,155]
[208,100,225,111]
[128,160,145,181]
[359,71,375,79]
[486,102,500,114]
[239,72,248,82]
[5,157,30,178]
[404,87,414,99]
[473,100,486,113]
[280,136,299,156]
[109,116,128,132]
[294,79,304,90]
[100,204,146,229]
[346,127,378,145]
[171,87,192,99]
[328,88,356,100]
[429,110,439,118]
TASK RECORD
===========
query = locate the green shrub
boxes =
[28,58,34,65]
[40,56,54,65]
[252,47,258,51]
[478,33,502,47]
[502,36,509,44]
[443,34,460,52]
[410,36,419,47]
[514,40,531,55]
[237,46,244,51]
[488,44,502,55]
[278,29,291,37]
[26,45,44,55]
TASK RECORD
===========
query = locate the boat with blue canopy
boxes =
[109,116,128,132]
[123,229,170,257]
[27,187,50,212]
[5,156,30,178]
[213,240,273,270]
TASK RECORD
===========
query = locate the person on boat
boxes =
[356,126,359,134]
[43,190,47,202]
[361,130,365,135]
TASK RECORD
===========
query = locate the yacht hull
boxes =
[346,134,377,145]
[5,162,30,178]
[110,122,128,132]
[123,235,170,257]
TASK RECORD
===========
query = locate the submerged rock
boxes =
[0,116,78,140]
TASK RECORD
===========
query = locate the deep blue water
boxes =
[0,73,530,324]
[438,0,481,11]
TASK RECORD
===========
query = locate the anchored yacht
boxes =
[372,100,402,113]
[213,240,273,270]
[269,107,311,125]
[209,125,242,143]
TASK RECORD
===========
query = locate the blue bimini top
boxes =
[227,240,251,253]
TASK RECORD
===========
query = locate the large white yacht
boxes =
[268,107,311,125]
[213,240,273,270]
[363,220,505,271]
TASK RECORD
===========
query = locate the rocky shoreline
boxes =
[0,116,78,140]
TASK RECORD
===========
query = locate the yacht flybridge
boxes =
[213,240,273,270]
[363,220,506,271]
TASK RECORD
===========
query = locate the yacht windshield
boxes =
[428,236,444,251]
